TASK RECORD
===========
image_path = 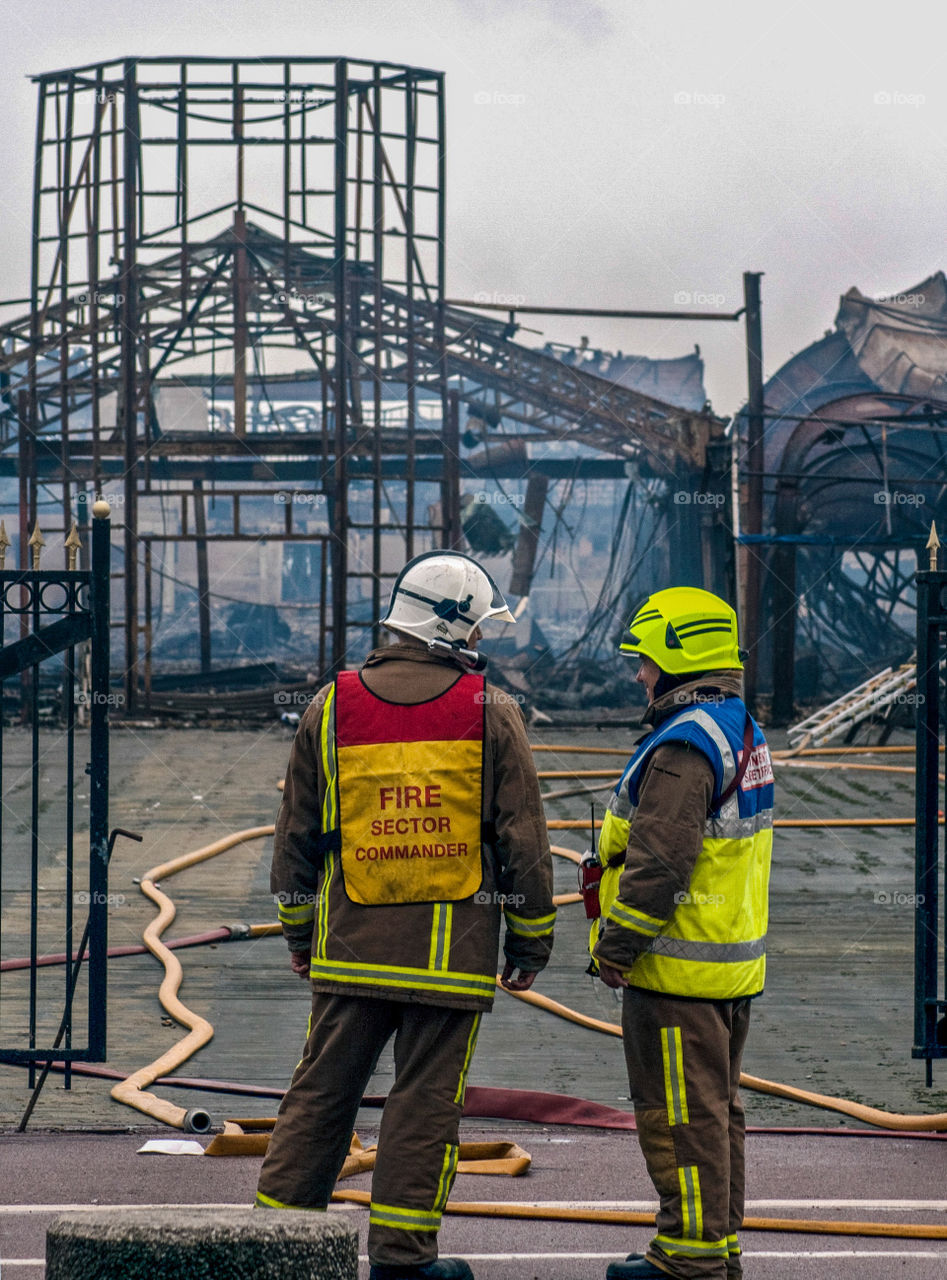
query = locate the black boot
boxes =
[606,1254,673,1279]
[369,1260,474,1280]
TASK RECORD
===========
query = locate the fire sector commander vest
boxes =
[334,669,485,905]
[593,696,773,1000]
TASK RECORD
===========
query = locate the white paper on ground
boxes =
[136,1139,206,1156]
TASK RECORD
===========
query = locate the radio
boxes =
[578,849,603,919]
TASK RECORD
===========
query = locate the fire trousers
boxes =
[255,990,481,1266]
[622,988,751,1279]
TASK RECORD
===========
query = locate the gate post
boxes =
[914,528,947,1084]
[88,502,111,1058]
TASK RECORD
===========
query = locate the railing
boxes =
[0,505,111,1086]
[914,537,947,1083]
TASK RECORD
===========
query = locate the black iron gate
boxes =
[0,504,110,1083]
[914,533,947,1083]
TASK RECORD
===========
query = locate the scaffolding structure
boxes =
[0,56,726,710]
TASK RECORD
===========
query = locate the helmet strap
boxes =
[427,636,488,673]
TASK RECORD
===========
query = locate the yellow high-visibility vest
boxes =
[333,670,485,906]
[592,699,773,1000]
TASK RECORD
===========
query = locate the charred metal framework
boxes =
[0,56,725,709]
[738,394,947,718]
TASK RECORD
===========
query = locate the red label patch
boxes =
[741,743,774,789]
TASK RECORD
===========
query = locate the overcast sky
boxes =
[0,0,943,415]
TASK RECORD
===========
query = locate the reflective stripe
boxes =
[255,1192,325,1211]
[369,1202,441,1232]
[607,900,666,937]
[309,957,496,1000]
[316,686,338,961]
[661,1026,689,1127]
[294,1010,313,1074]
[727,1233,741,1257]
[654,1233,728,1258]
[453,1012,482,1106]
[710,808,773,840]
[428,902,452,970]
[677,707,736,792]
[321,684,338,830]
[650,934,766,964]
[316,868,334,961]
[434,1142,459,1211]
[504,908,556,938]
[678,1164,703,1240]
[623,705,737,810]
[606,784,633,824]
[278,900,315,925]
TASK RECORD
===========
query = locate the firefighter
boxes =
[591,587,773,1280]
[256,551,556,1280]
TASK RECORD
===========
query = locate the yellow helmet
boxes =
[620,586,743,675]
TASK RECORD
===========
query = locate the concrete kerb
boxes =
[46,1206,358,1279]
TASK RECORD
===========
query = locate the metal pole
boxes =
[330,59,349,671]
[17,394,32,722]
[742,271,764,712]
[88,504,111,1061]
[120,62,140,711]
[442,392,462,549]
[770,475,799,726]
[914,567,943,1083]
[193,480,212,675]
[232,208,248,438]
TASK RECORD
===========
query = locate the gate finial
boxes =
[927,521,941,572]
[0,521,9,569]
[65,523,82,571]
[29,522,45,570]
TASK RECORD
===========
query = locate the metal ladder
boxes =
[787,662,917,751]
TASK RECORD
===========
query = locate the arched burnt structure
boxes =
[760,393,947,718]
[0,57,725,709]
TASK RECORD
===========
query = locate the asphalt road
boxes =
[2,1127,947,1278]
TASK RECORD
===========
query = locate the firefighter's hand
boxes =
[597,959,630,989]
[500,961,538,991]
[290,949,310,979]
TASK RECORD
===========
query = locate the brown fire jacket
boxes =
[591,672,742,974]
[271,643,556,1011]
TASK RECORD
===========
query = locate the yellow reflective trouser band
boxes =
[727,1233,741,1256]
[434,1142,459,1212]
[294,1009,313,1073]
[661,1026,689,1126]
[453,1012,482,1106]
[654,1233,728,1259]
[504,908,556,937]
[309,958,495,1000]
[278,900,315,925]
[677,1164,703,1240]
[255,1192,326,1211]
[607,899,666,937]
[428,902,453,970]
[369,1202,441,1232]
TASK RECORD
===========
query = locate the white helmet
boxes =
[382,551,515,647]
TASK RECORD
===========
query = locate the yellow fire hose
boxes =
[109,826,274,1133]
[531,743,942,758]
[110,812,947,1241]
[328,1188,947,1241]
[548,817,944,830]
